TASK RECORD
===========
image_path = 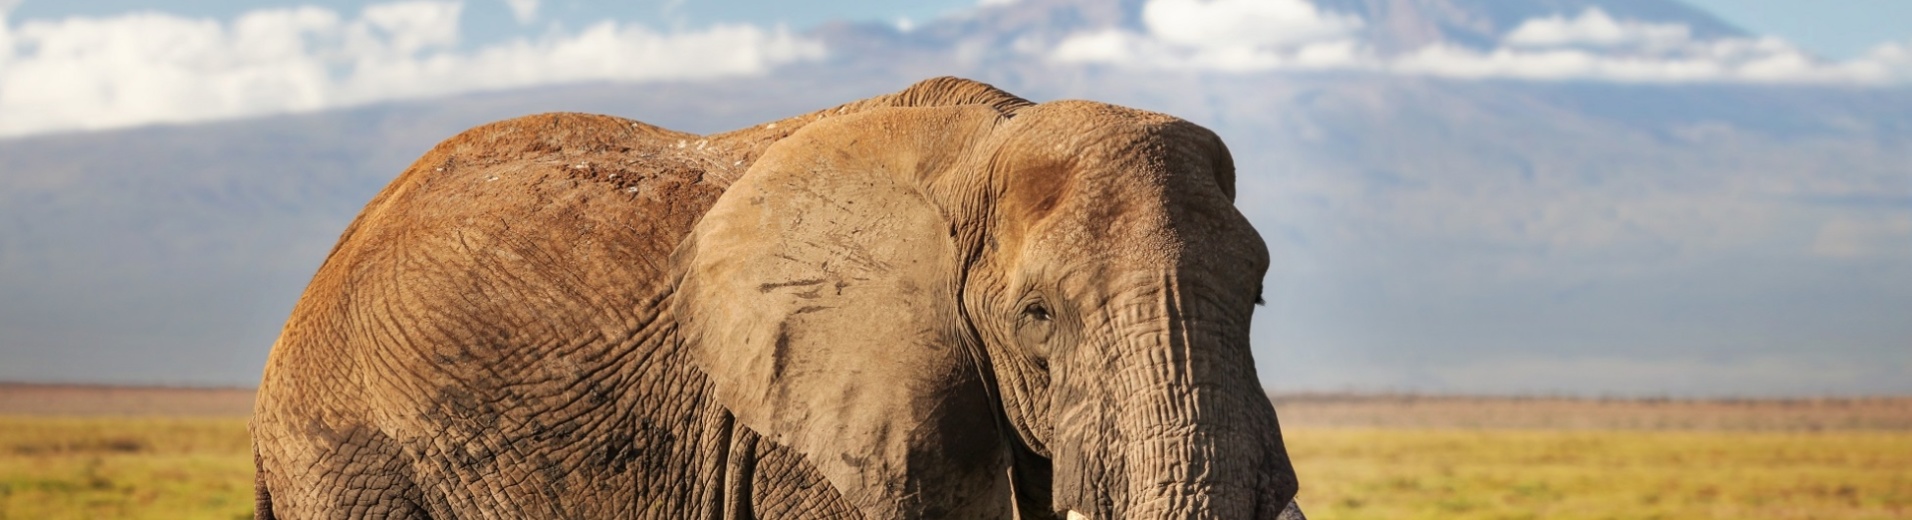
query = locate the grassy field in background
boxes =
[0,417,253,520]
[3,385,1910,519]
[1286,428,1912,519]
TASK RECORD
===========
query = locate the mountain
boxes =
[2,0,1908,394]
[1310,0,1745,52]
[843,0,1746,56]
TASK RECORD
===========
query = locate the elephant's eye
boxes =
[1017,298,1057,361]
[1022,301,1051,321]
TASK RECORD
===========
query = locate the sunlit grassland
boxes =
[1285,428,1912,519]
[3,415,1909,519]
[0,416,253,520]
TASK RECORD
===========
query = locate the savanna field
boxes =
[3,384,1908,520]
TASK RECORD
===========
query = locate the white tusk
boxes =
[1067,511,1090,520]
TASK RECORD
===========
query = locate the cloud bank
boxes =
[1051,3,1912,85]
[1053,0,1364,72]
[6,1,1912,140]
[0,1,823,137]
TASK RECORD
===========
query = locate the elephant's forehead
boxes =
[1036,195,1184,266]
[1023,170,1266,287]
[992,100,1254,272]
[1027,165,1239,262]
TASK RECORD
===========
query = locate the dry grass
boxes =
[2,384,1910,519]
[1285,428,1912,519]
[0,416,254,520]
[1268,394,1912,518]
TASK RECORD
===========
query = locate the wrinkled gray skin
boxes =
[252,77,1302,519]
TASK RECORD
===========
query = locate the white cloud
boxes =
[978,0,1018,6]
[0,1,824,138]
[1052,29,1169,66]
[502,0,538,24]
[1402,9,1907,85]
[1053,0,1367,71]
[1141,0,1361,49]
[1048,3,1912,85]
[1503,8,1690,49]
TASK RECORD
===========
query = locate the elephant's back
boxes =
[273,111,734,373]
[327,112,734,271]
[254,112,738,517]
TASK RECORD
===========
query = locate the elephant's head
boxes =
[674,80,1298,519]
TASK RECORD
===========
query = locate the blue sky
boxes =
[10,0,1912,58]
[1681,0,1912,58]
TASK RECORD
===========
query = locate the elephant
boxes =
[251,76,1303,519]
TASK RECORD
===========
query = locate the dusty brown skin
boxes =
[252,77,1301,519]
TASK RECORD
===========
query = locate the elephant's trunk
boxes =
[1053,274,1298,519]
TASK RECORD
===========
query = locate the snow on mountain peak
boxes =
[903,0,1912,84]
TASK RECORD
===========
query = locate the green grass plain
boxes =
[3,387,1909,519]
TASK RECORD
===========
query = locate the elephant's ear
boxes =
[672,106,1011,518]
